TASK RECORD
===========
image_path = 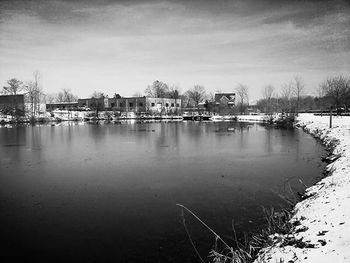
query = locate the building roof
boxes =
[46,102,78,105]
[215,93,235,102]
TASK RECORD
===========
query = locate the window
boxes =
[171,103,174,107]
[129,102,134,108]
[176,103,180,107]
[139,102,143,107]
[120,102,124,107]
[151,103,155,107]
[165,103,169,107]
[111,103,115,107]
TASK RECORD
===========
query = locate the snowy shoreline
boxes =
[254,113,350,263]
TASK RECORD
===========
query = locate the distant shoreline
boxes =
[0,112,293,126]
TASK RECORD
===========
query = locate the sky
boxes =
[0,0,349,101]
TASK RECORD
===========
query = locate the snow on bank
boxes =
[255,113,350,263]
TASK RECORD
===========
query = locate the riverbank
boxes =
[0,112,282,125]
[254,113,350,263]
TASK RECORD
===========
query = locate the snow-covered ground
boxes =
[255,113,350,263]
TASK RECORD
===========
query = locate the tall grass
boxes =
[177,179,308,262]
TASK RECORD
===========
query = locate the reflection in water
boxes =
[0,122,325,263]
[0,127,27,167]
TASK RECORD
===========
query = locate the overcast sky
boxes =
[0,0,349,101]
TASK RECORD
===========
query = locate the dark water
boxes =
[0,122,325,262]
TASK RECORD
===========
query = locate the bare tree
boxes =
[2,78,23,95]
[56,89,78,102]
[168,85,180,100]
[145,80,169,98]
[321,75,350,113]
[262,85,275,114]
[44,93,56,104]
[280,83,293,113]
[56,92,64,103]
[25,71,43,117]
[315,83,327,98]
[235,83,249,115]
[292,76,305,115]
[281,83,292,100]
[314,83,328,111]
[262,85,274,100]
[90,91,105,117]
[91,91,105,98]
[187,85,206,108]
[168,85,181,113]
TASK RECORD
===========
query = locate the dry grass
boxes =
[177,178,309,263]
[178,203,295,263]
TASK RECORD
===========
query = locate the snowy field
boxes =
[255,113,350,263]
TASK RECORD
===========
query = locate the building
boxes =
[104,96,146,113]
[46,102,78,112]
[214,93,235,106]
[77,98,105,110]
[77,96,181,114]
[211,93,236,114]
[46,96,181,115]
[107,97,181,114]
[0,94,25,115]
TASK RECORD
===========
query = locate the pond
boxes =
[0,121,325,262]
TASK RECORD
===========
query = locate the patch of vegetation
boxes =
[177,178,321,262]
[178,203,300,263]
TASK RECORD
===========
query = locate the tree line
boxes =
[2,72,350,117]
[256,75,350,115]
[143,76,350,115]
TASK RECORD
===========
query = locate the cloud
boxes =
[0,0,349,99]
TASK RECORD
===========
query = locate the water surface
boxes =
[0,122,325,262]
